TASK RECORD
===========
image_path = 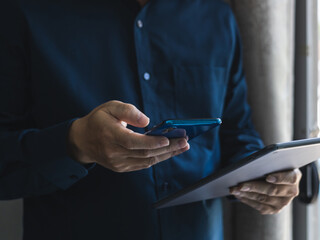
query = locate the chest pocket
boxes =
[173,65,227,148]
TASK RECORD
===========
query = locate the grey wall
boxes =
[0,200,23,240]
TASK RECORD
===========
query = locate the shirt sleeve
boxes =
[0,1,93,200]
[219,13,264,167]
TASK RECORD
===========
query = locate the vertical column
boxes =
[224,1,295,240]
[293,0,319,240]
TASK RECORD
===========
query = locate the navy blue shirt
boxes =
[0,0,263,239]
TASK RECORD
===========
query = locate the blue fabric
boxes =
[0,0,264,239]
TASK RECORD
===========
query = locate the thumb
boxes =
[102,100,150,128]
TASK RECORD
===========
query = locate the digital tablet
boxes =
[154,137,320,209]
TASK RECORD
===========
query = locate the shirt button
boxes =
[137,20,143,28]
[143,72,150,81]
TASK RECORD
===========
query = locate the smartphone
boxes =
[145,118,222,140]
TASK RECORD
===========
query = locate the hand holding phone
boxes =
[69,101,190,172]
[145,118,222,140]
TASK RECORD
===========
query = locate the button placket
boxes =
[136,19,151,82]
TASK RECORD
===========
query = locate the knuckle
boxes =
[107,100,118,105]
[290,187,299,197]
[103,101,111,108]
[108,160,126,173]
[104,100,120,109]
[121,103,136,115]
[290,173,298,184]
[257,194,267,203]
[95,108,105,116]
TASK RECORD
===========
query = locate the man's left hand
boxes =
[230,169,302,215]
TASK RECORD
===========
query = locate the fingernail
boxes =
[241,186,250,192]
[136,112,144,124]
[267,176,277,183]
[232,190,241,195]
[178,139,187,148]
[146,117,150,124]
[160,138,170,147]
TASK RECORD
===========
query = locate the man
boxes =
[0,0,301,239]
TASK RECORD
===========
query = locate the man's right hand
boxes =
[68,100,190,172]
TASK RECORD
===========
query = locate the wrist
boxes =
[68,119,93,165]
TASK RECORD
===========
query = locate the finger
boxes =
[102,100,150,128]
[114,128,170,150]
[232,191,293,207]
[113,144,190,172]
[266,169,302,185]
[99,113,170,150]
[128,138,189,158]
[237,197,279,215]
[232,181,299,197]
[128,144,190,170]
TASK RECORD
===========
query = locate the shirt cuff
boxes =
[22,119,94,190]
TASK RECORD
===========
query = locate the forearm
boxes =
[0,120,92,199]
